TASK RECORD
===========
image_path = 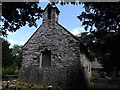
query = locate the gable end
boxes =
[22,24,43,48]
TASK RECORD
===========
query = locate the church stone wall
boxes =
[80,52,91,78]
[19,21,87,88]
[19,4,91,88]
[21,21,81,67]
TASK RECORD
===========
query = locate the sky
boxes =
[5,2,87,48]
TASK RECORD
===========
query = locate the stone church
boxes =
[19,4,91,88]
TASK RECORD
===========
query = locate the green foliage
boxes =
[1,1,81,36]
[50,0,81,5]
[2,38,14,68]
[90,77,101,82]
[12,44,22,56]
[2,61,18,75]
[78,2,120,33]
[2,2,43,36]
[2,67,16,75]
[78,32,97,61]
[14,70,19,75]
[12,45,22,69]
[78,3,120,76]
[2,38,22,75]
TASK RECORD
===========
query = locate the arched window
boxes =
[40,49,51,68]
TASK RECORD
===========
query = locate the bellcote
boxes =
[43,4,60,22]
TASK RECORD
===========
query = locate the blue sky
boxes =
[5,2,86,48]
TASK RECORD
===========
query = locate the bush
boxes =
[14,70,19,74]
[2,67,16,75]
[90,77,100,82]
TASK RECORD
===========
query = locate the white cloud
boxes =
[8,39,26,48]
[7,31,16,35]
[70,27,85,36]
[20,41,26,45]
[8,40,17,48]
[8,40,17,45]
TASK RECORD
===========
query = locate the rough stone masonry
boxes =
[19,4,91,88]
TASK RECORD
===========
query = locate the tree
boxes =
[2,38,14,68]
[79,32,96,61]
[2,2,43,36]
[12,45,22,69]
[78,2,120,33]
[2,39,23,75]
[1,1,80,37]
[78,2,120,76]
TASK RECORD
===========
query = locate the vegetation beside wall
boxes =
[2,38,22,76]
